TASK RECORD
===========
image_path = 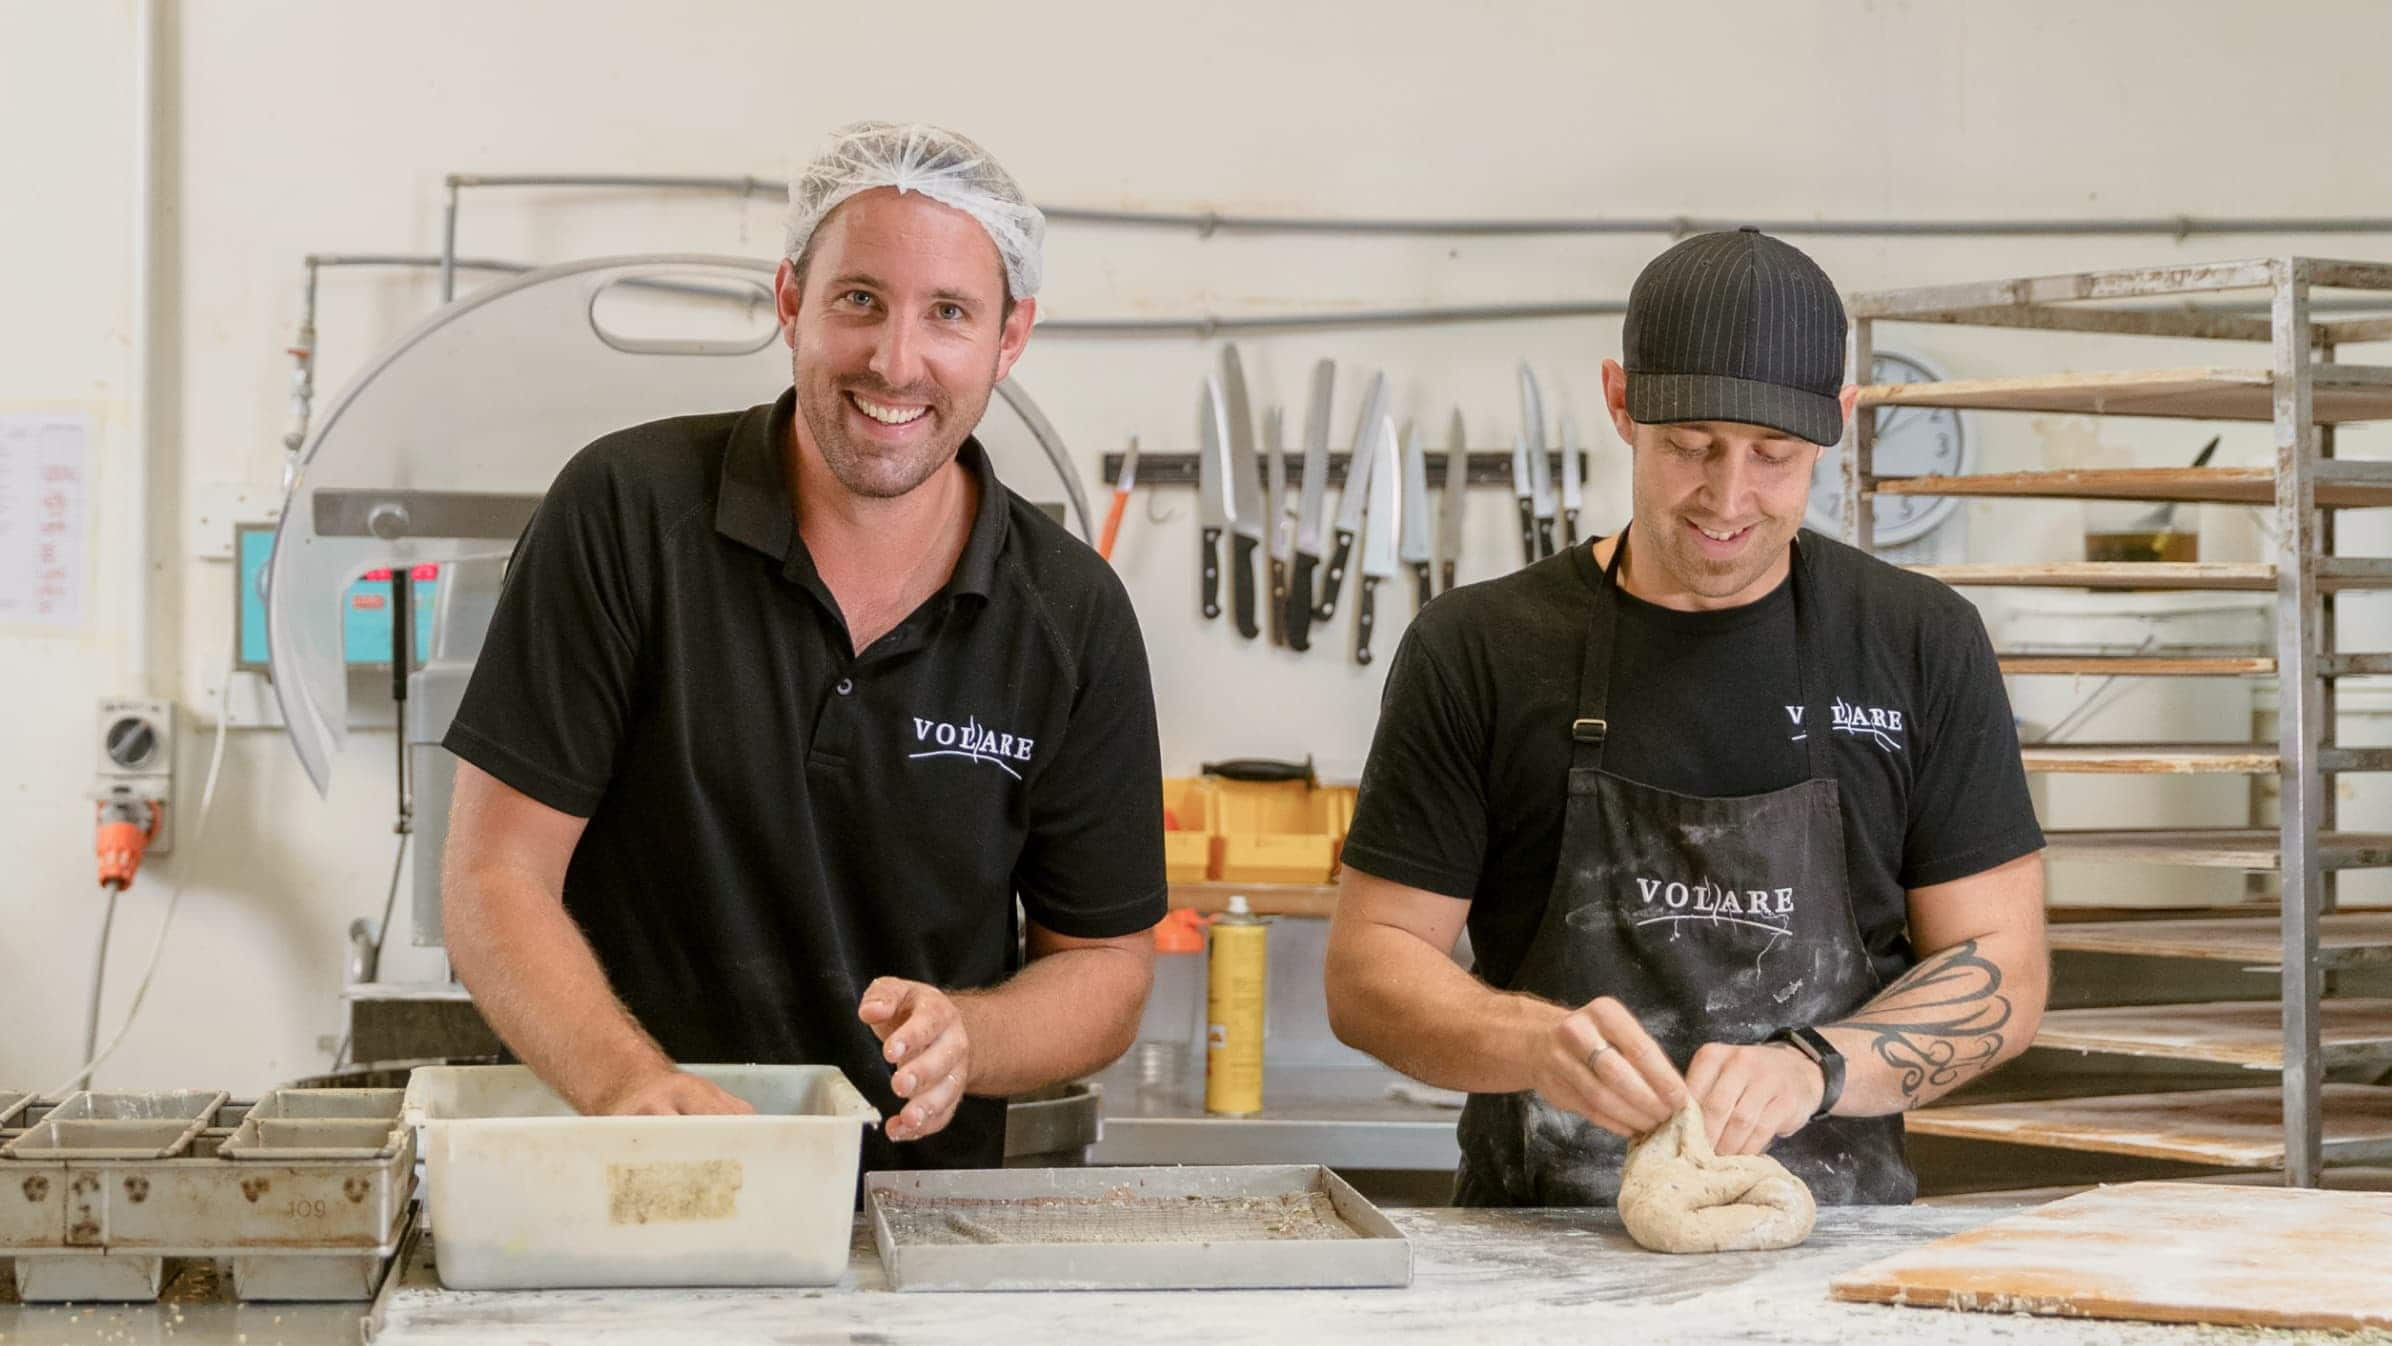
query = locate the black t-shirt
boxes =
[1341,531,2043,992]
[443,389,1167,1172]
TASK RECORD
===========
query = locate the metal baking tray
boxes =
[0,1088,414,1303]
[864,1164,1411,1292]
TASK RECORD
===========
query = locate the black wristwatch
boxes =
[1769,1025,1844,1123]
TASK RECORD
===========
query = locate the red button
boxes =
[411,564,439,581]
[363,568,392,582]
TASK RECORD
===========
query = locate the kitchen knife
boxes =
[1196,376,1235,620]
[1437,408,1467,593]
[1220,344,1266,640]
[1263,406,1289,646]
[1397,419,1433,610]
[1522,363,1556,558]
[1315,370,1388,622]
[1287,360,1335,652]
[1356,414,1401,666]
[1510,430,1537,567]
[1560,412,1584,547]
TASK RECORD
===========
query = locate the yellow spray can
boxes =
[1205,894,1268,1116]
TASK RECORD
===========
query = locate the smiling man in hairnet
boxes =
[438,122,1166,1171]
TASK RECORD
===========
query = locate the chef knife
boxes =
[1315,370,1388,622]
[1560,412,1584,547]
[1287,360,1335,652]
[1220,344,1266,640]
[1510,430,1537,567]
[1196,376,1235,620]
[1397,419,1433,609]
[1263,406,1289,646]
[1522,363,1556,558]
[1437,408,1467,593]
[1356,414,1401,667]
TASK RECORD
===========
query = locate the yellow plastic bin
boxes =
[1160,777,1214,882]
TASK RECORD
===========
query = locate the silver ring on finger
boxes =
[1584,1040,1614,1069]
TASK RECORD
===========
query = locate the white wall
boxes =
[10,0,2392,1091]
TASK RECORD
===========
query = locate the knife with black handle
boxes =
[1201,523,1222,619]
[1314,371,1387,622]
[1357,572,1382,667]
[1197,378,1234,620]
[1220,346,1267,641]
[1231,532,1259,638]
[1356,415,1400,667]
[1510,431,1538,567]
[1287,361,1334,652]
[1288,551,1318,651]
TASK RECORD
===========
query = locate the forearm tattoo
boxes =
[1830,939,2012,1106]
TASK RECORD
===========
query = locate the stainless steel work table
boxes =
[7,1202,2371,1344]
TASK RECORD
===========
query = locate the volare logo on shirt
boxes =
[908,714,1034,781]
[1784,699,1906,753]
[1632,875,1795,938]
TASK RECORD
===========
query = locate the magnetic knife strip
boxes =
[0,1087,415,1303]
[1102,449,1584,489]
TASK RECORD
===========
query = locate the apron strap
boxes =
[1575,527,1834,783]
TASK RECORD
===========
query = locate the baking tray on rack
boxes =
[864,1164,1411,1292]
[0,1087,414,1303]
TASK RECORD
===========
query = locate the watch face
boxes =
[1805,350,1967,545]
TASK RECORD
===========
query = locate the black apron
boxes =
[1452,530,1914,1207]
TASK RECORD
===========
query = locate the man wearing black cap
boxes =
[1325,229,2047,1206]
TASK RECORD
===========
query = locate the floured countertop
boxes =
[370,1201,2392,1346]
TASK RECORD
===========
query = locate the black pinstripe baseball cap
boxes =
[1622,227,1847,445]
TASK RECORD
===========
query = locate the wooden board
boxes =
[1876,464,2392,509]
[2042,827,2392,870]
[2033,998,2392,1068]
[2046,912,2392,967]
[2020,743,2278,774]
[1830,1181,2392,1331]
[1901,1084,2392,1167]
[1857,365,2392,423]
[2001,655,2276,677]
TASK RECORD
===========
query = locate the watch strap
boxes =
[1771,1024,1844,1122]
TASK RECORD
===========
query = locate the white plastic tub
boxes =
[400,1064,880,1290]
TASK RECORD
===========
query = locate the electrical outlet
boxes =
[95,697,174,854]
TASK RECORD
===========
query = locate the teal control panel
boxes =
[235,524,436,673]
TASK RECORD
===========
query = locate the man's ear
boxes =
[774,257,803,350]
[992,296,1038,383]
[1601,359,1638,447]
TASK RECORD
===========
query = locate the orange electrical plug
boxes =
[95,796,160,891]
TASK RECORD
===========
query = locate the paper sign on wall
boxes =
[0,414,91,627]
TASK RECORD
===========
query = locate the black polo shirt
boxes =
[443,388,1167,1173]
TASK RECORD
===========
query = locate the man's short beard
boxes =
[793,356,1000,501]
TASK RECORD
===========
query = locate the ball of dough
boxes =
[1617,1098,1816,1253]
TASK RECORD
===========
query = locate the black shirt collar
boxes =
[716,387,1010,600]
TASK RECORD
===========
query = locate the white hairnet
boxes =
[783,121,1045,300]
